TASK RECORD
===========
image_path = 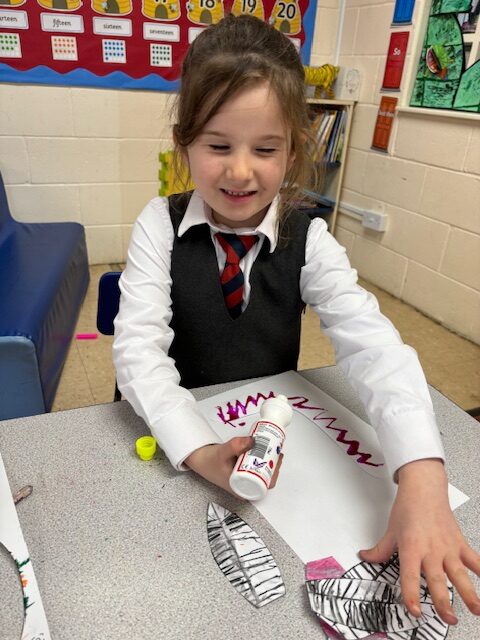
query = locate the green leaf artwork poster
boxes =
[410,0,479,112]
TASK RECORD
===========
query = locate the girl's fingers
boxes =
[359,531,396,564]
[224,436,254,461]
[270,453,283,489]
[397,552,422,617]
[461,545,480,577]
[422,556,458,625]
[444,556,480,615]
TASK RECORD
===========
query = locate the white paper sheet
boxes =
[0,453,51,640]
[198,371,469,568]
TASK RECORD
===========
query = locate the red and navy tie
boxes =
[215,232,258,319]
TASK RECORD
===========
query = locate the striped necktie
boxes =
[215,232,258,319]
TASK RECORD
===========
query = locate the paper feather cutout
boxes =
[307,579,436,634]
[206,502,285,608]
[306,557,386,640]
[0,454,51,640]
[306,554,451,640]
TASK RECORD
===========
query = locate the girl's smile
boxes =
[220,189,257,204]
[185,82,295,229]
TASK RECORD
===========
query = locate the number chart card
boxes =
[0,0,318,91]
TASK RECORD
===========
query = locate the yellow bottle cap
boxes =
[135,436,157,461]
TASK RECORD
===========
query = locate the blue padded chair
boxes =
[0,172,90,420]
[96,271,122,402]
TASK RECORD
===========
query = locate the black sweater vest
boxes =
[168,192,310,389]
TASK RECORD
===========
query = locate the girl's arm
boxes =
[112,198,222,469]
[361,458,480,623]
[113,198,274,493]
[300,218,480,623]
[301,218,444,476]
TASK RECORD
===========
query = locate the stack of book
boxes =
[310,109,347,164]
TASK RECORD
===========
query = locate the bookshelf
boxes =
[300,98,355,233]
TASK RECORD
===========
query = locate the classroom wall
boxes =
[1,0,478,344]
[0,85,171,263]
[331,0,480,345]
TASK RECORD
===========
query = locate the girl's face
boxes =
[185,82,295,229]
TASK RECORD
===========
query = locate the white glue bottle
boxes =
[229,394,293,501]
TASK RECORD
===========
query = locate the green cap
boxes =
[135,436,157,461]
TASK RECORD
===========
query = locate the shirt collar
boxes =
[177,189,278,253]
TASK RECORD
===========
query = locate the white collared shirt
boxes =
[113,191,444,477]
[178,190,278,310]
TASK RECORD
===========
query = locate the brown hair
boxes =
[172,13,317,221]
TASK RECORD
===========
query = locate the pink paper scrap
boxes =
[306,556,344,581]
[76,333,98,340]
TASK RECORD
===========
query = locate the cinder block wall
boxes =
[0,0,478,343]
[1,85,172,263]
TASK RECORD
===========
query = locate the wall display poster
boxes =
[0,0,317,92]
[410,0,480,112]
[371,96,398,152]
[381,30,409,90]
[392,0,415,24]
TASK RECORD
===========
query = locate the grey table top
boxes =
[0,367,479,640]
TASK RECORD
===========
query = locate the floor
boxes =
[52,264,480,414]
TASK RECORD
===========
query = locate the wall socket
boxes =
[362,209,388,232]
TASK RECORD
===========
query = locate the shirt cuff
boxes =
[150,403,222,471]
[376,409,445,481]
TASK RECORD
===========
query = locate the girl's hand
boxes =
[359,459,480,625]
[184,438,284,497]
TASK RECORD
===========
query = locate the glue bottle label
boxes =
[235,420,285,489]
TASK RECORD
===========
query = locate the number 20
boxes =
[278,2,297,19]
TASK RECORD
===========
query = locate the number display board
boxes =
[0,0,317,91]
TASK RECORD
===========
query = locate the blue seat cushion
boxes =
[0,337,45,419]
[0,220,89,417]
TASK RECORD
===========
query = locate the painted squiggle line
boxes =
[324,425,383,467]
[215,391,383,469]
[289,396,384,468]
[216,391,276,427]
[289,396,328,413]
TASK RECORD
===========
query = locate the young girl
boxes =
[113,13,479,626]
